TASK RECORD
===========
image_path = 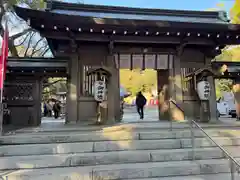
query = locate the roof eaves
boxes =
[44,0,224,20]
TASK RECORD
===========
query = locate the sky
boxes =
[63,0,235,12]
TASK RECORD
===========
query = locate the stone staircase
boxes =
[0,123,240,180]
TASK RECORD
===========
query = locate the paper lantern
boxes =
[197,81,211,100]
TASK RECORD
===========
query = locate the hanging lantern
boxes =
[197,81,211,100]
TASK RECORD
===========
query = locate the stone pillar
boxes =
[106,55,120,124]
[208,76,218,123]
[66,42,79,124]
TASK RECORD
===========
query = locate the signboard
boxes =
[94,81,106,102]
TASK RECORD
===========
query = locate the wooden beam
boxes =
[40,30,218,46]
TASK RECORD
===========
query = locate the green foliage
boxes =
[42,78,67,100]
[231,0,240,24]
[214,45,240,100]
[215,79,233,100]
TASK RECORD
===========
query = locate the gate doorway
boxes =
[41,77,67,127]
[115,52,173,122]
[120,69,159,122]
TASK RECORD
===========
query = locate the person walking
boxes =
[135,91,147,119]
[43,102,48,117]
[53,101,61,119]
[46,100,52,117]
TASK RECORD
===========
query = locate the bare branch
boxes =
[43,79,67,88]
[30,36,44,56]
[24,32,34,57]
[41,47,50,56]
[15,31,31,46]
[31,45,45,57]
[10,28,33,40]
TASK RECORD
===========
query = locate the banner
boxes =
[0,22,9,90]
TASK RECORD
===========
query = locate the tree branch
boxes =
[15,31,31,46]
[43,79,66,88]
[40,47,50,57]
[32,36,44,51]
[10,28,33,40]
[31,45,45,57]
[24,32,34,57]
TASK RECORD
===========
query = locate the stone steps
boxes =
[1,125,240,179]
[126,173,240,180]
[1,146,240,171]
[1,137,240,156]
[8,122,240,134]
[1,129,240,145]
[0,147,227,170]
[0,159,233,180]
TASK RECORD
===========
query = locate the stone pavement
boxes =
[4,106,240,135]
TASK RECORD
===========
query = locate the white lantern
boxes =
[197,81,211,100]
[94,81,106,102]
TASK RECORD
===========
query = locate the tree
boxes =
[231,0,240,23]
[0,0,50,57]
[0,1,60,100]
[42,78,67,101]
[120,69,157,97]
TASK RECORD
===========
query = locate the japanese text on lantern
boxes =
[94,81,106,102]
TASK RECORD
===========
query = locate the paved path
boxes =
[4,106,240,135]
[122,106,159,123]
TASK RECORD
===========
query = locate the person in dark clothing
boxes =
[43,103,48,117]
[135,91,147,119]
[53,101,61,119]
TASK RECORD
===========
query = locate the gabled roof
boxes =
[13,1,240,45]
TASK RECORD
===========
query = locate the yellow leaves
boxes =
[119,69,157,96]
[216,46,240,62]
[230,0,240,24]
[220,64,228,73]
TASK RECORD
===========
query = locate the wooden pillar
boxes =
[106,42,120,124]
[174,55,183,104]
[233,80,240,120]
[157,69,170,120]
[34,78,42,126]
[66,41,79,124]
[208,76,218,123]
[106,55,120,124]
[114,69,121,121]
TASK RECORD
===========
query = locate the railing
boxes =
[169,99,240,179]
[190,120,240,180]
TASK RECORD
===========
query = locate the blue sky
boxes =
[64,0,235,12]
